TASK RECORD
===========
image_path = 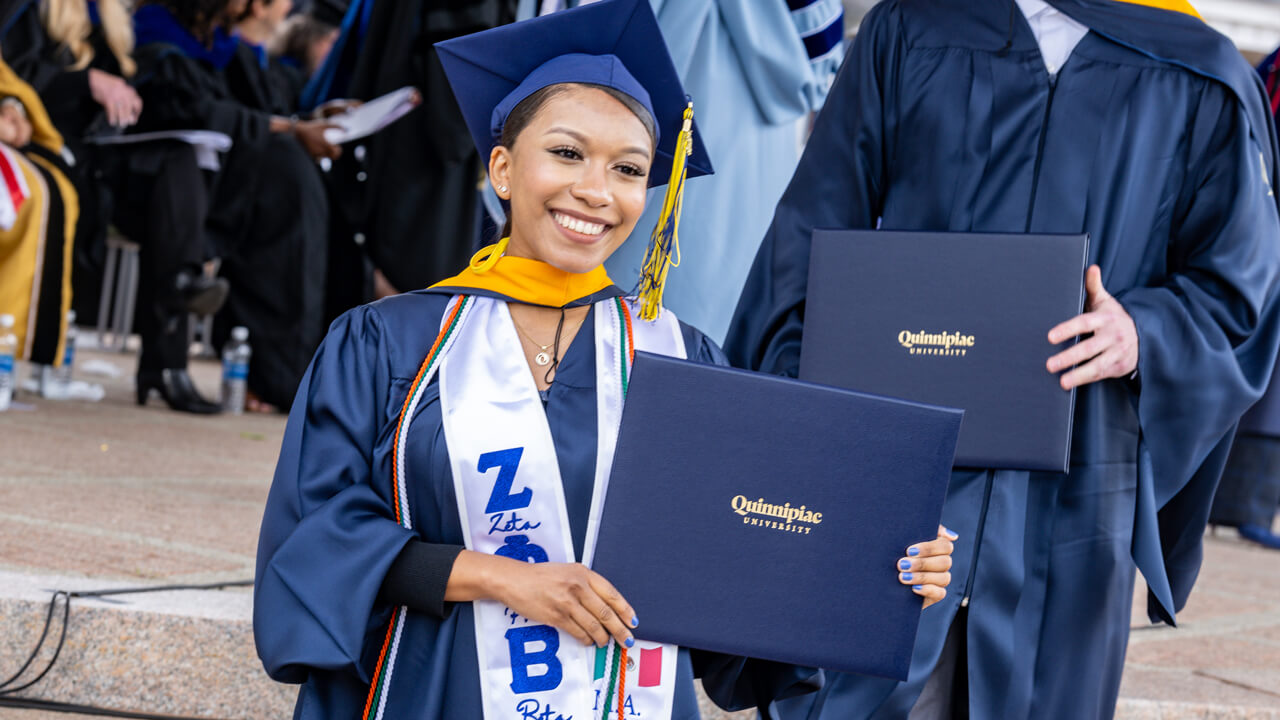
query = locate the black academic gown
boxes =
[254,290,820,718]
[206,42,329,410]
[127,36,328,406]
[317,0,518,299]
[725,1,1280,718]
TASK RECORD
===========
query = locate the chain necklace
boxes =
[511,309,586,370]
[511,320,555,366]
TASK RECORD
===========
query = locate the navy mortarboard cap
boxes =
[492,54,655,145]
[433,0,713,189]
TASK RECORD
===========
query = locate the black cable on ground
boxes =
[0,591,65,690]
[0,580,253,720]
[0,592,70,696]
[67,580,253,599]
[0,696,222,719]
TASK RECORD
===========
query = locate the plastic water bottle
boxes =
[51,310,77,388]
[222,326,251,414]
[0,314,16,411]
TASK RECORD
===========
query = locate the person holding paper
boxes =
[253,2,954,718]
[726,0,1280,718]
[118,0,338,413]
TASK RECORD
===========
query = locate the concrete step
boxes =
[0,572,292,719]
[5,566,1280,719]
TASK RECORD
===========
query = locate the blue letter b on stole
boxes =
[506,625,563,693]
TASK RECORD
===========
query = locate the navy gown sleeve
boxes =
[1114,84,1280,620]
[680,320,730,366]
[723,3,901,374]
[254,306,416,684]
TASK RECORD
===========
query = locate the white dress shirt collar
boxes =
[1014,0,1090,77]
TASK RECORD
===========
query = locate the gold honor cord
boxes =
[637,101,694,321]
[469,236,510,274]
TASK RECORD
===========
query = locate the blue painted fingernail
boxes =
[899,559,912,570]
[908,547,920,556]
[944,527,959,540]
[625,636,635,648]
[900,572,914,581]
[631,616,639,628]
[913,585,924,591]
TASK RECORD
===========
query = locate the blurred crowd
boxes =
[0,0,351,414]
[0,0,845,415]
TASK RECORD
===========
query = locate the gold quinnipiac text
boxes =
[730,495,823,535]
[897,330,975,357]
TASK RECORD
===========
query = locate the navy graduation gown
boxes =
[255,290,817,718]
[726,1,1280,717]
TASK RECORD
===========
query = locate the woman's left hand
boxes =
[899,525,957,609]
[88,68,142,128]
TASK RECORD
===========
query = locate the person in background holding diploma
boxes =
[122,0,338,414]
[726,0,1280,718]
[253,1,954,718]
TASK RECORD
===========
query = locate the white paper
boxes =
[85,130,233,171]
[85,129,233,152]
[322,87,420,145]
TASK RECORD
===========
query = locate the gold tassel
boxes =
[469,236,510,274]
[637,101,694,321]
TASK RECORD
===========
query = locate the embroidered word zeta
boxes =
[731,495,823,535]
[897,330,975,356]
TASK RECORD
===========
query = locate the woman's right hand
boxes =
[450,551,638,648]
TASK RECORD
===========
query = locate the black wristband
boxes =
[380,540,465,619]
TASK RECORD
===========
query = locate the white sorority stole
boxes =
[368,294,683,720]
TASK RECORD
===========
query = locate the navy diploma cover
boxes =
[800,229,1089,472]
[592,353,961,680]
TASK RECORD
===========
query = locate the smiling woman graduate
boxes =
[252,1,955,717]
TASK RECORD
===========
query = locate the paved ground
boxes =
[1,344,1279,718]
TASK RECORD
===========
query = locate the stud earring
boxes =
[498,185,508,194]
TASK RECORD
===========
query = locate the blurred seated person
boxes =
[125,0,337,413]
[0,54,78,384]
[0,0,140,132]
[0,0,142,325]
[269,8,337,81]
[233,0,303,110]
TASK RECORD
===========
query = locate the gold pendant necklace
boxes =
[511,319,555,366]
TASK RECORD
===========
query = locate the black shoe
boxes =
[170,271,229,316]
[136,368,223,414]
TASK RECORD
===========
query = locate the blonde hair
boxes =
[40,0,136,77]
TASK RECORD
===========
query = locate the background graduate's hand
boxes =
[451,552,638,648]
[1045,265,1139,390]
[292,120,343,161]
[313,98,363,119]
[901,525,957,609]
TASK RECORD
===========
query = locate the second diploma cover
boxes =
[801,229,1089,472]
[591,353,961,680]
